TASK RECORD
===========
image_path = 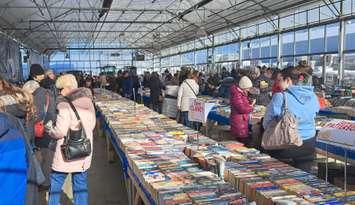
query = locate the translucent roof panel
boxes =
[0,0,319,53]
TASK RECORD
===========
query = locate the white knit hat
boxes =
[239,76,253,89]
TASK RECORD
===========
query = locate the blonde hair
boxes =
[0,77,35,121]
[56,74,78,89]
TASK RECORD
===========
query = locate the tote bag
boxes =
[261,92,303,150]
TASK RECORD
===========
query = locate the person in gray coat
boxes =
[23,80,57,190]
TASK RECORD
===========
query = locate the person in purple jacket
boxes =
[229,76,256,145]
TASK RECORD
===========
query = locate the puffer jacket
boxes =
[229,84,253,138]
[49,88,96,173]
[177,79,199,112]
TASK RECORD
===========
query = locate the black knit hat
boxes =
[29,64,44,77]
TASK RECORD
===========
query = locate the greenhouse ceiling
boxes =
[0,0,319,54]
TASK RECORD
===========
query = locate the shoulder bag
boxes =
[261,92,303,150]
[184,80,198,97]
[60,97,92,161]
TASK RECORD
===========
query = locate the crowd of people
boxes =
[0,64,96,205]
[0,61,323,204]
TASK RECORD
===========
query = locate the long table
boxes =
[94,90,352,205]
[97,111,157,205]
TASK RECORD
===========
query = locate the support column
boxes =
[239,29,243,68]
[339,20,345,85]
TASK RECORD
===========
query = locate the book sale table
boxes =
[94,89,354,205]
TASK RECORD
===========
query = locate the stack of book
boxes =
[95,90,353,205]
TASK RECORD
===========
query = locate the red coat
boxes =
[229,84,253,138]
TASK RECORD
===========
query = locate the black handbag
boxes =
[61,97,92,161]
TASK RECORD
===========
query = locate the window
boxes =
[295,29,309,55]
[161,57,170,67]
[251,39,260,59]
[259,22,274,34]
[308,8,319,24]
[326,23,339,52]
[343,53,355,86]
[181,52,194,65]
[270,35,278,57]
[280,15,294,29]
[281,57,295,68]
[295,11,307,27]
[310,26,325,53]
[260,37,270,58]
[241,25,257,38]
[282,32,294,56]
[345,19,355,50]
[171,55,181,66]
[343,0,352,15]
[242,41,251,59]
[195,49,207,64]
[320,4,338,21]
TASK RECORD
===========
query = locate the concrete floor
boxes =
[39,135,128,205]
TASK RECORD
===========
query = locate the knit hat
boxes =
[23,80,40,94]
[239,76,253,89]
[29,64,44,77]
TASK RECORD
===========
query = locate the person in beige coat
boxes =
[47,74,96,205]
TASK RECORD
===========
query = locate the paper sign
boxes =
[188,98,216,123]
[318,119,355,146]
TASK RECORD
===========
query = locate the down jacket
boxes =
[49,88,96,173]
[229,84,253,138]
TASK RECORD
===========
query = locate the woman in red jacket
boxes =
[230,76,255,145]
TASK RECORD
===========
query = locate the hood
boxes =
[287,85,315,105]
[40,78,55,89]
[58,88,93,110]
[0,94,26,119]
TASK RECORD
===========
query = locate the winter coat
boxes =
[149,77,163,105]
[177,79,199,112]
[32,87,57,148]
[49,88,96,173]
[263,86,320,140]
[0,110,44,205]
[0,112,27,205]
[41,78,58,100]
[122,77,133,98]
[229,84,253,138]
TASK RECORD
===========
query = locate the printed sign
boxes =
[188,98,215,123]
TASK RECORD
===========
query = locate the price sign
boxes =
[188,98,215,123]
[318,119,355,146]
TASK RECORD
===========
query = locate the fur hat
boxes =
[23,80,40,94]
[29,64,44,77]
[56,74,78,89]
[239,76,253,89]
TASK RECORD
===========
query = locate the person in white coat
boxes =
[177,70,199,128]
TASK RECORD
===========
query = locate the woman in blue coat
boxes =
[263,66,320,172]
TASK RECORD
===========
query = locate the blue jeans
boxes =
[181,111,191,128]
[48,171,88,205]
[181,111,201,130]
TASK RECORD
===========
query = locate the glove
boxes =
[45,120,53,132]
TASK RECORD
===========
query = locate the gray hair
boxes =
[23,80,40,94]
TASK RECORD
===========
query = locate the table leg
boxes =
[325,143,328,185]
[344,150,348,202]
